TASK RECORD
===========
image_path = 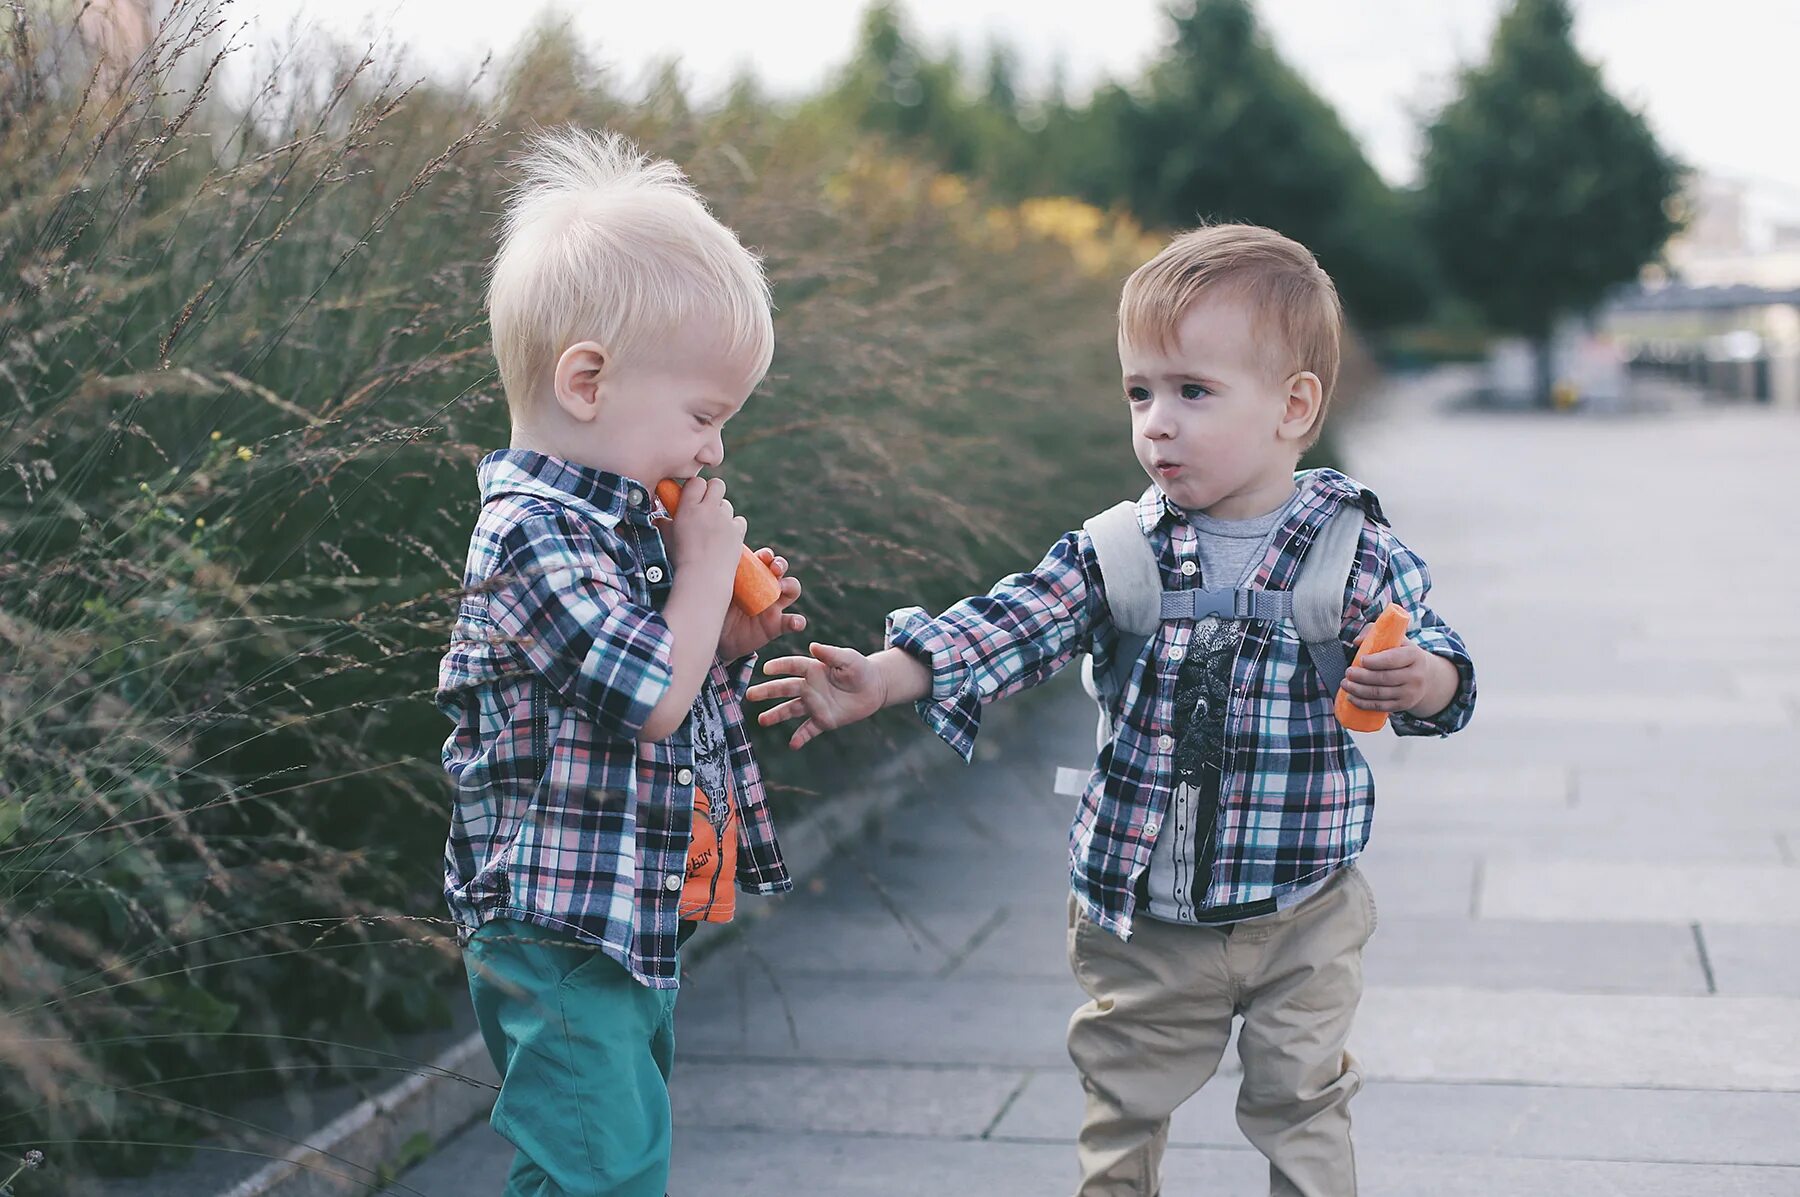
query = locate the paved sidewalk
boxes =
[397,372,1800,1195]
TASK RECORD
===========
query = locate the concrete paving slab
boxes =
[1697,924,1800,998]
[1370,824,1790,865]
[1480,859,1800,925]
[1572,766,1797,805]
[1354,845,1481,917]
[994,1069,1800,1166]
[1467,693,1790,729]
[674,972,1083,1067]
[1364,916,1709,995]
[1353,986,1800,1090]
[670,1060,1025,1139]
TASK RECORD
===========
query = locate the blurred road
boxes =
[396,368,1800,1195]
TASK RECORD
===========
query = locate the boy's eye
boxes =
[1180,383,1210,400]
[1125,386,1150,403]
[694,413,714,427]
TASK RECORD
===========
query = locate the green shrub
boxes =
[1,4,1147,1188]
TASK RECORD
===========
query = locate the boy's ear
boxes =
[1277,370,1323,444]
[552,341,608,423]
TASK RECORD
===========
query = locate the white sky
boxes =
[222,0,1799,205]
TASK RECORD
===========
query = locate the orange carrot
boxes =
[654,478,783,617]
[1334,603,1411,733]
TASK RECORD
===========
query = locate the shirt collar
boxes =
[476,448,650,528]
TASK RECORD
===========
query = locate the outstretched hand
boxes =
[746,642,887,749]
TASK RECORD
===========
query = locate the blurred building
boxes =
[1596,174,1800,408]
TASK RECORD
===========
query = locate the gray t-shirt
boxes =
[1140,490,1327,924]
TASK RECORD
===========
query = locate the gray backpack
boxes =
[1052,500,1366,797]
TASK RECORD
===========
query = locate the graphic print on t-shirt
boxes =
[681,682,738,923]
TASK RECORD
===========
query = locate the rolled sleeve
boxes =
[886,606,983,761]
[489,515,674,740]
[721,652,758,703]
[884,531,1100,763]
[1348,529,1476,738]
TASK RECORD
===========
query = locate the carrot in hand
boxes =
[654,478,783,617]
[1334,603,1411,733]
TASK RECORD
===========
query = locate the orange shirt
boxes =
[679,783,738,923]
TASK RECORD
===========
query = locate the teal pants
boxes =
[464,919,678,1197]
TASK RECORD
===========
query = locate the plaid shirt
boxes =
[436,449,790,988]
[887,468,1475,939]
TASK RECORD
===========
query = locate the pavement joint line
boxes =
[936,905,1013,979]
[978,1069,1036,1141]
[1776,831,1797,867]
[674,1051,1800,1095]
[1564,764,1579,808]
[1468,858,1485,918]
[1690,922,1718,994]
[980,1134,1800,1171]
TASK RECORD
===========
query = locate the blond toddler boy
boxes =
[436,128,806,1197]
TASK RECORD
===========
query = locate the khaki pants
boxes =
[1066,865,1377,1197]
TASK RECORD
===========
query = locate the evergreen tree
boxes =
[1116,0,1431,326]
[1420,0,1683,403]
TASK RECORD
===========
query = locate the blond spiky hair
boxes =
[487,127,774,410]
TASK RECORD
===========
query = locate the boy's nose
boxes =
[1141,409,1176,440]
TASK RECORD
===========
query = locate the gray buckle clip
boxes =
[1161,588,1244,620]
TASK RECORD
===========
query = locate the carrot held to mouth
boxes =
[1334,603,1411,733]
[655,478,783,617]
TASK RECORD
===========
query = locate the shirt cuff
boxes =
[1389,649,1476,737]
[721,651,758,702]
[885,606,981,763]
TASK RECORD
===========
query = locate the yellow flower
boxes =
[236,447,254,461]
[928,175,969,210]
[193,517,206,528]
[210,430,222,441]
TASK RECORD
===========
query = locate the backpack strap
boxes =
[1053,496,1368,798]
[1288,503,1367,697]
[1084,501,1162,637]
[1075,501,1160,758]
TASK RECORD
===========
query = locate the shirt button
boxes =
[1167,645,1185,662]
[676,767,693,785]
[646,565,665,583]
[663,873,683,892]
[628,488,645,508]
[1180,561,1197,576]
[1144,819,1161,838]
[1157,734,1174,752]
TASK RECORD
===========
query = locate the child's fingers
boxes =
[783,612,807,634]
[747,675,809,702]
[757,655,817,679]
[758,698,809,727]
[790,719,822,750]
[809,641,861,666]
[1355,646,1417,671]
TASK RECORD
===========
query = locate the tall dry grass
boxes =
[1,3,1151,1191]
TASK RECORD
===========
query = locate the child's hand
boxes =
[658,476,745,590]
[718,548,806,662]
[1340,623,1459,718]
[747,642,887,749]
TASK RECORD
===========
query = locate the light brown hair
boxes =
[1120,224,1343,444]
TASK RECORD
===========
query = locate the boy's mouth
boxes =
[1153,461,1183,478]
